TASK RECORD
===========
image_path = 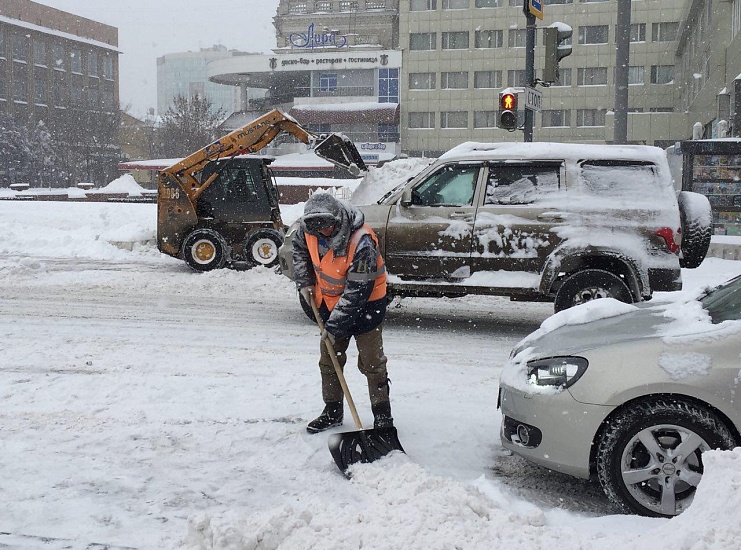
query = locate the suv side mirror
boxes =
[401,188,413,206]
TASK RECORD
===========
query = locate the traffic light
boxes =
[543,23,573,83]
[498,90,519,131]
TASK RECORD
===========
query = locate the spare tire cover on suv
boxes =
[678,191,712,269]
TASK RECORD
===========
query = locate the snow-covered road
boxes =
[1,201,741,549]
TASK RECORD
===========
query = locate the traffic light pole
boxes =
[524,12,536,143]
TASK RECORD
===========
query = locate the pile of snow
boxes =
[98,173,148,196]
[351,157,433,205]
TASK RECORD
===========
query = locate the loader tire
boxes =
[182,229,228,272]
[244,229,283,268]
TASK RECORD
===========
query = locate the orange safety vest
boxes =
[305,224,387,311]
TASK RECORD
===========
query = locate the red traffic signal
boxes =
[500,92,518,111]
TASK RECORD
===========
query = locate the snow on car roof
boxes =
[439,141,669,165]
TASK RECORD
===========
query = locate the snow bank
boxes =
[99,173,147,196]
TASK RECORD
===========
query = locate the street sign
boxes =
[528,0,544,20]
[524,86,542,112]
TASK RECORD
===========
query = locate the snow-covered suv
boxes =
[279,142,712,313]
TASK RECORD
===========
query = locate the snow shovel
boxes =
[305,291,404,476]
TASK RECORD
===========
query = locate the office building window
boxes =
[88,51,98,77]
[652,22,679,42]
[103,56,114,80]
[319,73,337,92]
[13,34,29,62]
[315,1,332,11]
[409,112,435,128]
[551,68,572,86]
[52,44,65,70]
[409,72,436,89]
[473,110,498,128]
[508,29,528,48]
[544,0,573,4]
[576,109,606,126]
[0,31,5,59]
[53,70,66,106]
[442,31,469,49]
[410,32,437,50]
[441,71,468,89]
[71,49,82,73]
[649,107,674,113]
[541,109,571,127]
[650,65,674,84]
[411,0,437,10]
[443,0,469,8]
[628,66,644,85]
[441,111,468,128]
[288,1,308,13]
[579,25,608,44]
[630,23,646,42]
[474,70,502,88]
[577,67,608,86]
[475,30,503,48]
[339,0,359,10]
[475,0,503,6]
[33,41,46,66]
[13,63,27,102]
[378,123,399,142]
[379,68,399,103]
[34,68,46,104]
[507,69,527,87]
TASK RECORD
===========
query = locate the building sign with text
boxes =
[269,50,401,72]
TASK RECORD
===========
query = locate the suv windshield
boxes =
[701,275,741,323]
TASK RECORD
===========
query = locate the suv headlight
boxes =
[527,356,588,388]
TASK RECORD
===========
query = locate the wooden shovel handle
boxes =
[306,291,364,430]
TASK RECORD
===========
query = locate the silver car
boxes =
[498,275,741,517]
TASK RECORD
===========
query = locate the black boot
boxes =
[372,401,394,429]
[306,401,343,434]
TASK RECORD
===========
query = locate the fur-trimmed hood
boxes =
[301,193,365,257]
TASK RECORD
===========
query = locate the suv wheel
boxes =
[244,229,283,267]
[596,398,735,517]
[182,229,228,272]
[553,269,632,312]
[678,191,712,269]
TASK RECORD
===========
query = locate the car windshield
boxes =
[701,275,741,323]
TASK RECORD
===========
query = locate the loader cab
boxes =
[196,157,279,223]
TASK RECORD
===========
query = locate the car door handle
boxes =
[537,212,565,221]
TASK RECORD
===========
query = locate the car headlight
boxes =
[527,356,588,388]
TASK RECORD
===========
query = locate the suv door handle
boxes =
[537,212,565,221]
[449,211,472,220]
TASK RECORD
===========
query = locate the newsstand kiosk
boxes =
[680,139,741,236]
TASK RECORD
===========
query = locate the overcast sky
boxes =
[33,0,281,117]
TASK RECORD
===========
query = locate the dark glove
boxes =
[320,328,336,346]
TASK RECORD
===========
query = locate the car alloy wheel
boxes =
[596,398,735,517]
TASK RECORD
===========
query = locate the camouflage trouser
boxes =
[319,324,390,407]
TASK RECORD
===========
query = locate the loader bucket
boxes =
[314,134,367,176]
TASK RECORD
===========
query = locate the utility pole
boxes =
[614,0,631,144]
[524,10,536,143]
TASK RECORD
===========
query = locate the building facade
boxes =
[207,0,740,159]
[400,0,689,156]
[674,0,741,139]
[207,0,402,163]
[156,46,245,117]
[0,0,120,185]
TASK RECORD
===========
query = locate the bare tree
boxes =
[156,94,226,158]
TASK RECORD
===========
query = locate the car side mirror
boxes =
[401,188,413,206]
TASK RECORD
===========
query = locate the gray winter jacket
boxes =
[293,193,386,338]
